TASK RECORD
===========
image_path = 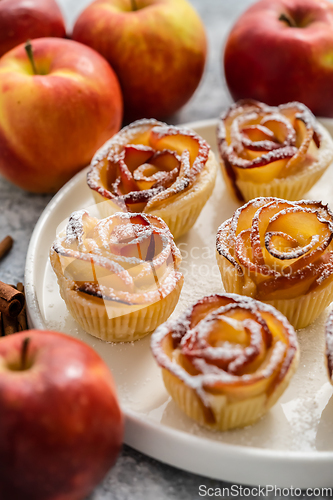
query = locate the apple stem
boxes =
[130,0,137,11]
[21,337,30,370]
[25,40,38,75]
[279,13,296,27]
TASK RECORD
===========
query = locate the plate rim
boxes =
[25,118,333,487]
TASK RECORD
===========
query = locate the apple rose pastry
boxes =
[87,119,218,239]
[216,197,333,330]
[151,293,299,431]
[50,211,184,342]
[217,99,333,202]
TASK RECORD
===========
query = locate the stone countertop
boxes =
[0,0,295,499]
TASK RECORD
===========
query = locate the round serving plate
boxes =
[25,119,333,488]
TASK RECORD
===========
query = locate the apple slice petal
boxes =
[149,125,209,173]
[241,125,281,152]
[123,144,155,173]
[133,149,181,190]
[227,146,298,182]
[235,228,276,278]
[260,114,296,147]
[282,118,313,174]
[150,149,181,171]
[117,159,139,194]
[265,231,314,260]
[144,150,192,211]
[251,200,292,266]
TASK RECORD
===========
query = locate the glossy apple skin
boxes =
[0,0,66,58]
[0,38,123,193]
[72,0,207,121]
[0,330,123,500]
[224,0,333,117]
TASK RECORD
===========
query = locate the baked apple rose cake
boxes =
[216,197,333,330]
[217,99,333,202]
[151,294,299,431]
[87,119,218,239]
[50,211,183,342]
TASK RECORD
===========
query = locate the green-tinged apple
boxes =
[0,330,123,500]
[0,0,66,58]
[0,38,123,193]
[72,0,207,121]
[224,0,333,117]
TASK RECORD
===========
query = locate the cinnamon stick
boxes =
[0,236,13,261]
[16,283,27,331]
[0,281,25,317]
[2,313,18,336]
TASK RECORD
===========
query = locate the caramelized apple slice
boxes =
[235,228,276,279]
[230,148,297,183]
[265,208,332,273]
[250,200,292,267]
[150,149,181,171]
[133,150,180,190]
[117,159,139,194]
[265,231,316,260]
[281,117,313,175]
[260,114,296,146]
[149,127,198,166]
[256,254,333,301]
[144,150,192,211]
[220,99,266,145]
[149,125,209,173]
[231,198,273,238]
[241,124,280,152]
[123,144,155,172]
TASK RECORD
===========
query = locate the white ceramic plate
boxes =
[25,119,333,488]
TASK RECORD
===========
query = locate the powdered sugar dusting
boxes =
[151,294,298,414]
[51,210,183,306]
[87,119,210,212]
[216,197,333,300]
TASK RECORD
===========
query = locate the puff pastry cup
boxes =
[217,99,333,202]
[50,211,184,342]
[151,293,299,431]
[87,119,218,239]
[216,197,333,330]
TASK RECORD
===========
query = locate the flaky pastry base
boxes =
[216,250,333,330]
[161,356,298,432]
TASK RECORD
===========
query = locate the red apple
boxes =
[0,0,66,58]
[0,38,123,193]
[72,0,207,121]
[0,330,123,500]
[224,0,333,117]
